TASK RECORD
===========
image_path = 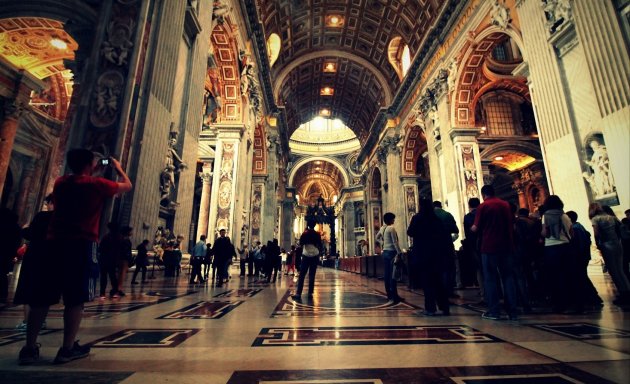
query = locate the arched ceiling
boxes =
[293,159,345,206]
[0,17,77,79]
[259,0,446,143]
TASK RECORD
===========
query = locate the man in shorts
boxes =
[18,148,132,365]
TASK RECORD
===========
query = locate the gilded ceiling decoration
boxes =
[258,0,446,143]
[0,17,77,79]
[491,152,535,172]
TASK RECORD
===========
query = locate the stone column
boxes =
[249,177,266,246]
[378,132,407,244]
[514,0,582,195]
[400,176,419,249]
[343,201,356,257]
[281,188,296,250]
[196,162,213,240]
[449,128,483,217]
[262,132,280,243]
[571,0,630,210]
[208,126,243,240]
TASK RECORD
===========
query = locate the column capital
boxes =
[216,124,246,139]
[449,127,482,142]
[400,175,420,184]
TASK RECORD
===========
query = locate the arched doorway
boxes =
[289,158,347,255]
[453,29,549,213]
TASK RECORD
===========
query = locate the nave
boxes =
[0,263,628,383]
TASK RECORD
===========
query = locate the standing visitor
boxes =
[540,195,573,312]
[0,208,20,305]
[131,240,150,285]
[14,194,54,330]
[190,235,207,284]
[212,228,236,287]
[18,149,131,365]
[118,226,133,295]
[589,203,630,305]
[408,199,452,316]
[292,219,322,301]
[463,198,482,299]
[98,222,121,298]
[471,185,518,320]
[377,212,404,304]
[566,211,602,308]
[237,243,248,277]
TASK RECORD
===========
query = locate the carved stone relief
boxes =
[542,0,573,34]
[490,0,512,31]
[101,17,135,66]
[90,70,124,127]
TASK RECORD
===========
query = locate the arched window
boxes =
[479,91,534,137]
[401,44,411,77]
[267,33,280,67]
[387,37,410,80]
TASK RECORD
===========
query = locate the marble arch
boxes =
[209,22,242,123]
[451,24,526,128]
[402,124,428,176]
[288,156,350,189]
[479,140,542,162]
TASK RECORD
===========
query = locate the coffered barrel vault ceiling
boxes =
[292,159,346,205]
[258,0,446,143]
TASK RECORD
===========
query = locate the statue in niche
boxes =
[583,140,615,198]
[203,69,222,128]
[543,0,572,34]
[240,58,262,117]
[428,106,441,141]
[160,131,187,207]
[101,18,134,67]
[211,0,231,31]
[490,0,511,31]
[447,58,458,93]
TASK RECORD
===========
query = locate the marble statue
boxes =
[543,0,572,33]
[583,140,615,197]
[160,132,187,206]
[490,0,511,31]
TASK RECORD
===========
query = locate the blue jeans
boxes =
[482,252,518,316]
[382,250,399,301]
[296,256,319,296]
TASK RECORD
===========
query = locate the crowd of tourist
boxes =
[3,147,629,366]
[404,185,630,320]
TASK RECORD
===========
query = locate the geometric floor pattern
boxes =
[271,289,420,318]
[0,262,628,383]
[253,325,503,346]
[226,364,616,383]
[157,300,244,319]
[528,323,630,340]
[88,328,200,348]
[0,328,60,346]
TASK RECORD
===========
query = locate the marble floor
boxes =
[0,263,628,384]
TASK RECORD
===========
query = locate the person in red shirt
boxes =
[471,185,518,321]
[18,149,132,365]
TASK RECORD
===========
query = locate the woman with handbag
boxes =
[378,212,404,304]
